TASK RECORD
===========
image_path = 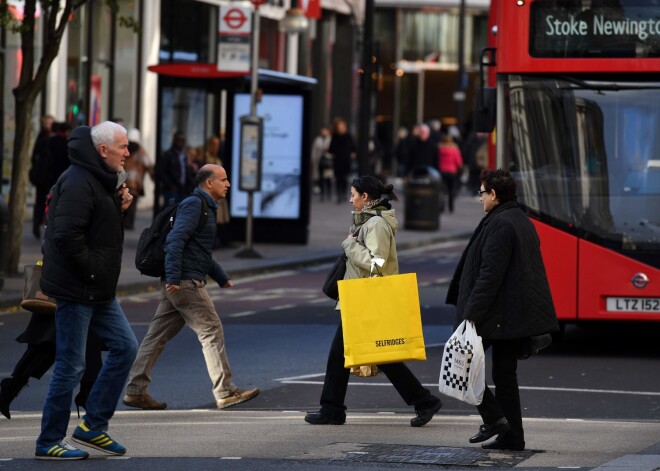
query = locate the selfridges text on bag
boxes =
[135,194,208,277]
[438,320,485,405]
[338,269,426,368]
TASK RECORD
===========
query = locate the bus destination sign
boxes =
[530,2,660,58]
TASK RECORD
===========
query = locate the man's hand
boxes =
[165,283,180,294]
[118,184,133,212]
[222,280,233,288]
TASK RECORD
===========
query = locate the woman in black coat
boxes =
[0,311,103,419]
[446,169,559,451]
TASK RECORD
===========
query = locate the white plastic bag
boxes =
[438,320,485,405]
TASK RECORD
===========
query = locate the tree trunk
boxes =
[6,95,36,275]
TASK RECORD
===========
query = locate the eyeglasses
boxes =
[476,189,488,197]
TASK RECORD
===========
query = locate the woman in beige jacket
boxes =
[305,175,442,427]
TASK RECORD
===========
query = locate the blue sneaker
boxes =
[71,421,126,455]
[35,441,89,460]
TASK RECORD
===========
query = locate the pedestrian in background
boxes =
[157,131,194,204]
[305,175,443,427]
[47,122,73,185]
[311,126,333,201]
[36,122,138,460]
[123,164,259,411]
[29,115,54,240]
[328,118,356,204]
[124,128,154,230]
[203,135,232,248]
[395,127,411,178]
[408,124,437,173]
[438,133,463,213]
[446,169,558,452]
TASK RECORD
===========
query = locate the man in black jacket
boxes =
[36,122,138,461]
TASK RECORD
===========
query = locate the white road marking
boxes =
[276,372,660,396]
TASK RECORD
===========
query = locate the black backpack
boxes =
[135,194,209,277]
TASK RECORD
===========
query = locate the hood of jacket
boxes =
[67,126,120,193]
[352,206,398,236]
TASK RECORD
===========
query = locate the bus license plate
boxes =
[606,297,660,312]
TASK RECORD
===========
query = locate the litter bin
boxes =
[0,194,8,290]
[405,166,442,230]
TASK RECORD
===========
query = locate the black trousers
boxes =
[477,339,525,447]
[319,322,438,419]
[33,187,49,234]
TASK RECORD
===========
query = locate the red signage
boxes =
[304,0,321,20]
[223,8,248,29]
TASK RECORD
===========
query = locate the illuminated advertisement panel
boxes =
[229,93,304,219]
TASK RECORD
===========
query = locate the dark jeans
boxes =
[319,322,438,420]
[477,339,525,447]
[37,299,138,449]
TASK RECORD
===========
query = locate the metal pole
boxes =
[456,0,467,129]
[236,4,262,258]
[357,0,374,176]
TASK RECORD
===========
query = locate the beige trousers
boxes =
[126,279,236,400]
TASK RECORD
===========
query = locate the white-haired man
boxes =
[36,122,138,460]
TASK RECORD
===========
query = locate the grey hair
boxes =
[91,121,127,148]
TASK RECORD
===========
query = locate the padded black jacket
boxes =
[447,201,559,339]
[41,126,125,303]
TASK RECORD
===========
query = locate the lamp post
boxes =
[280,0,309,74]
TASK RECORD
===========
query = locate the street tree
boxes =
[1,0,136,275]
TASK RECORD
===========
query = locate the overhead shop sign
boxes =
[218,3,253,73]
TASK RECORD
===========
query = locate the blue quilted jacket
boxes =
[164,188,230,286]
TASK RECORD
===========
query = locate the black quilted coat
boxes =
[41,126,124,303]
[447,201,559,339]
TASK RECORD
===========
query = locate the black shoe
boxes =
[482,439,525,451]
[304,411,345,425]
[469,417,510,443]
[410,399,443,427]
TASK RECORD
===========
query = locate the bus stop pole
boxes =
[236,2,262,259]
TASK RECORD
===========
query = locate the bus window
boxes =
[501,76,660,261]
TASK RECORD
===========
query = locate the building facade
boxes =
[1,0,488,193]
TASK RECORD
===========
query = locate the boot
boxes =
[74,381,94,418]
[0,377,29,420]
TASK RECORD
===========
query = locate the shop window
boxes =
[113,0,139,127]
[66,5,90,125]
[160,0,214,63]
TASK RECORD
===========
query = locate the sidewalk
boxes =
[0,184,483,311]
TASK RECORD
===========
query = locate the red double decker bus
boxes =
[478,0,660,327]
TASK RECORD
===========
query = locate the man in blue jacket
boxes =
[37,122,138,460]
[123,164,259,410]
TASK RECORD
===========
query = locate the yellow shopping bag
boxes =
[338,273,426,368]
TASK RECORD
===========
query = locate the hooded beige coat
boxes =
[336,206,399,310]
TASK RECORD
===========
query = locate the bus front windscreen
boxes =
[501,76,660,268]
